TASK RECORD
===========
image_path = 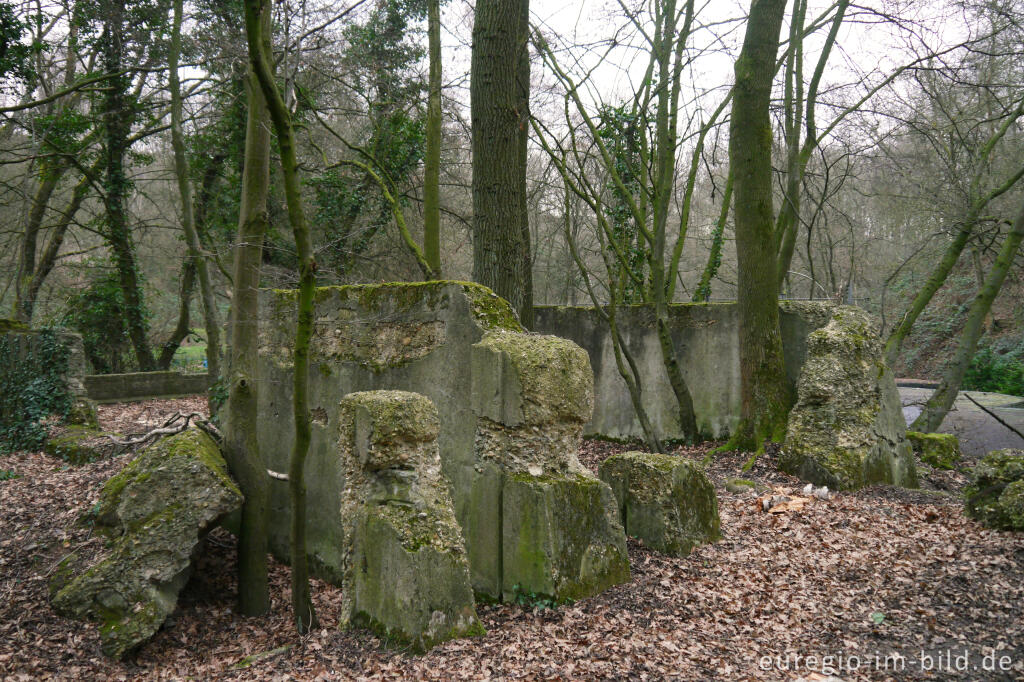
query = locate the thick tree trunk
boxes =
[102,0,155,371]
[169,0,221,387]
[913,199,1024,433]
[244,0,317,634]
[225,3,273,618]
[471,0,533,327]
[423,0,442,276]
[726,0,790,452]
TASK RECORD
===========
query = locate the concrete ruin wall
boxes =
[84,370,210,403]
[532,301,835,440]
[255,282,628,600]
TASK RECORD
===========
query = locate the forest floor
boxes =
[2,397,1024,681]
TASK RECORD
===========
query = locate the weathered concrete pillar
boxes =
[469,331,630,602]
[337,390,482,651]
[781,306,918,490]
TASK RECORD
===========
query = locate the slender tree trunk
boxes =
[726,0,790,453]
[913,199,1024,432]
[883,221,973,366]
[244,0,317,634]
[423,0,442,276]
[471,0,533,327]
[101,0,155,371]
[157,258,196,369]
[225,3,273,618]
[169,0,220,387]
[14,166,65,322]
[20,168,93,323]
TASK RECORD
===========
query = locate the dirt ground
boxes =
[2,397,1023,681]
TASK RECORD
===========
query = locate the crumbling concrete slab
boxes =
[49,429,241,659]
[782,307,918,490]
[256,282,629,603]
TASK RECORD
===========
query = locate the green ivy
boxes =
[0,329,74,453]
[963,346,1024,397]
[63,267,139,373]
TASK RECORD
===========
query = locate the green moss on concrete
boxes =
[783,306,917,490]
[1000,480,1024,530]
[477,331,593,425]
[51,428,243,659]
[965,449,1024,531]
[340,390,439,446]
[44,426,109,465]
[598,452,720,557]
[906,431,961,470]
[344,505,483,653]
[501,471,630,604]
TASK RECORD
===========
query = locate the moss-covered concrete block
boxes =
[598,452,720,557]
[345,505,484,652]
[906,431,961,470]
[501,472,630,603]
[44,425,113,464]
[50,429,242,658]
[782,306,918,490]
[338,391,481,651]
[965,449,1024,531]
[471,331,593,427]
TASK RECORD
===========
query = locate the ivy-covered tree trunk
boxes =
[726,0,790,453]
[168,0,220,386]
[14,166,65,322]
[471,0,533,327]
[224,3,273,618]
[244,0,317,634]
[423,0,442,276]
[101,0,155,371]
[913,199,1024,433]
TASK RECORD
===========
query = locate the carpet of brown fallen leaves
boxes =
[3,397,1024,681]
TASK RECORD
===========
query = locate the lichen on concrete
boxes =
[598,452,720,557]
[964,449,1024,531]
[501,472,630,603]
[781,306,917,490]
[906,431,962,470]
[337,390,481,651]
[49,429,242,659]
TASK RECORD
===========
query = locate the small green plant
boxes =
[0,328,73,453]
[0,469,21,481]
[511,584,562,611]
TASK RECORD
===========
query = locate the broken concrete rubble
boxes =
[256,282,629,604]
[599,452,720,557]
[49,429,242,659]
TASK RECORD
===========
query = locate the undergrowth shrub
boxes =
[963,347,1024,397]
[0,329,74,453]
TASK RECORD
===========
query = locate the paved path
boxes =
[899,386,1024,457]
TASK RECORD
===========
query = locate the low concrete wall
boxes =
[84,371,210,403]
[532,301,835,441]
